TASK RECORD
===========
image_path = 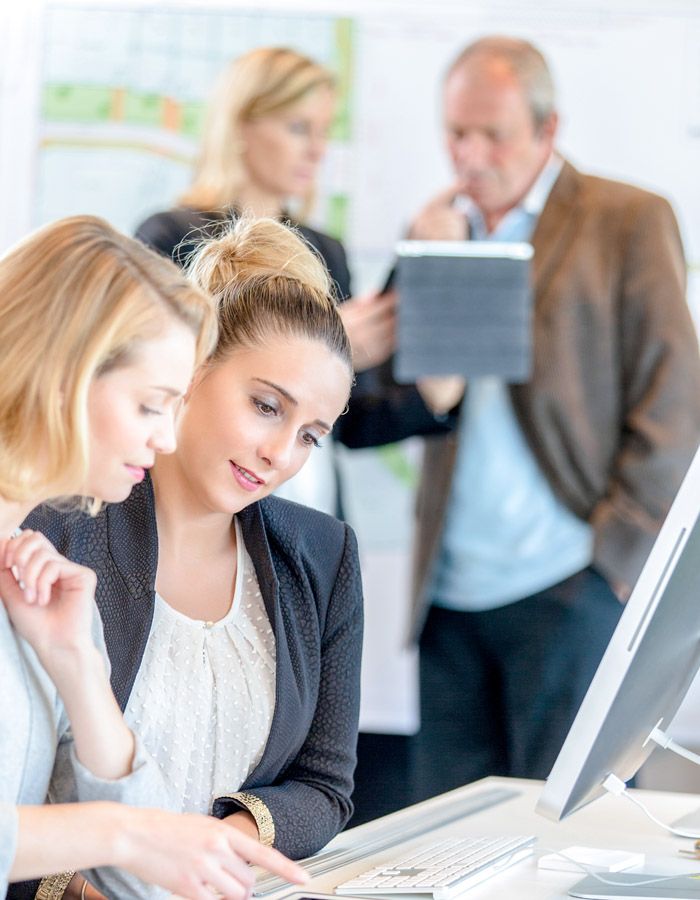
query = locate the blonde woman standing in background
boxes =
[136,45,396,517]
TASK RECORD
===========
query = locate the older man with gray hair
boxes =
[340,35,700,801]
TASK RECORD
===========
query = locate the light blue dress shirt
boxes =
[431,156,593,612]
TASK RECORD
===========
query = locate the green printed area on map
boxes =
[327,194,349,241]
[377,444,419,489]
[43,83,207,136]
[331,18,354,141]
[181,102,206,138]
[42,16,354,142]
[44,84,112,122]
[123,92,163,128]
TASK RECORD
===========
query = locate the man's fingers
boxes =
[428,180,468,209]
[410,198,467,241]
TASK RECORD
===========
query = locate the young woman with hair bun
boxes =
[0,215,306,900]
[25,216,363,893]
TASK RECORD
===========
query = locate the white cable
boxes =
[537,846,693,889]
[648,726,700,767]
[603,773,700,840]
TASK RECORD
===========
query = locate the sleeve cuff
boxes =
[35,872,75,899]
[213,792,275,847]
[66,736,174,811]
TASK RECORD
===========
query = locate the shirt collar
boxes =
[522,152,563,216]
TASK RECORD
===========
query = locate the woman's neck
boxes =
[234,185,284,220]
[0,497,41,539]
[150,455,235,559]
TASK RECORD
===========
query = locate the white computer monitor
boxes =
[537,443,700,822]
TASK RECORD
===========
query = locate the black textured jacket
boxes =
[135,206,352,300]
[23,477,363,860]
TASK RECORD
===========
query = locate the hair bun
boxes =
[188,215,331,299]
[184,213,352,372]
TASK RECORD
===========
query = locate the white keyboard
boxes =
[334,835,536,899]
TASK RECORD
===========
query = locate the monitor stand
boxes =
[569,872,700,899]
[644,729,700,834]
[673,806,700,831]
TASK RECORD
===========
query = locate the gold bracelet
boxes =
[35,871,76,900]
[225,792,275,847]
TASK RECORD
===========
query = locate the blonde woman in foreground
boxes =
[0,216,306,900]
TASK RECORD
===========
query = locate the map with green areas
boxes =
[37,6,354,240]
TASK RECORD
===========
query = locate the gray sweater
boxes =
[0,602,169,898]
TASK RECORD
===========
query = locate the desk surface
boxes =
[283,777,700,900]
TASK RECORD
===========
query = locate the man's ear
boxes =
[538,110,559,145]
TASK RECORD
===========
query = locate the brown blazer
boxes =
[409,160,700,637]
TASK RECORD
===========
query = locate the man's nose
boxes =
[452,132,490,170]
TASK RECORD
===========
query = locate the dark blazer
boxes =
[135,206,352,300]
[338,160,700,639]
[23,478,363,860]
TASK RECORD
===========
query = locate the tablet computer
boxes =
[393,240,534,383]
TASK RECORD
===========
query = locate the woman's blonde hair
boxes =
[187,216,351,373]
[180,47,335,217]
[0,214,218,503]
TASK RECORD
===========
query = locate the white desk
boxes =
[271,777,700,900]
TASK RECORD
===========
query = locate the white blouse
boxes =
[124,519,276,814]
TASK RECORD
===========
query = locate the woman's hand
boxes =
[117,806,308,900]
[0,532,133,778]
[0,530,97,661]
[224,811,260,841]
[63,874,105,899]
[339,291,397,372]
[14,803,308,900]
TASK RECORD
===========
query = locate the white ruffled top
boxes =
[124,518,276,814]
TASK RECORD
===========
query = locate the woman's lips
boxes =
[124,464,146,483]
[230,460,265,492]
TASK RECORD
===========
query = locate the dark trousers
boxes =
[348,732,416,827]
[413,566,623,802]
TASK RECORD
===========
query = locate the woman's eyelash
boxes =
[254,399,277,415]
[140,405,162,416]
[253,398,322,448]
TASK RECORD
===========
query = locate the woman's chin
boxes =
[88,481,135,505]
